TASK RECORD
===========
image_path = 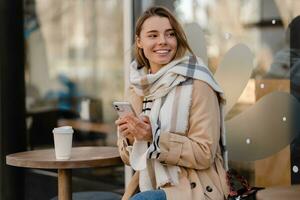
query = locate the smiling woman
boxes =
[116,6,229,200]
[134,6,194,72]
[136,16,178,73]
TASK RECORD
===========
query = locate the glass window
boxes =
[150,0,300,186]
[24,0,124,197]
[25,0,124,146]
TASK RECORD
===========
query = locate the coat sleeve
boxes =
[158,80,221,170]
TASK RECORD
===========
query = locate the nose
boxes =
[158,35,167,45]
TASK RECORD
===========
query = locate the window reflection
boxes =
[26,0,124,124]
[170,0,300,187]
[24,0,125,197]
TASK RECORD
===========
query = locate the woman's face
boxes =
[137,16,178,72]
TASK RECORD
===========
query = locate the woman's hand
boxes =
[115,114,152,142]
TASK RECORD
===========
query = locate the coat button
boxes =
[190,182,196,189]
[206,186,213,192]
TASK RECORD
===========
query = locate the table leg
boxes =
[58,169,72,200]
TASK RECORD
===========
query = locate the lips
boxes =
[154,49,171,55]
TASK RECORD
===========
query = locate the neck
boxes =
[150,64,163,74]
[149,67,158,74]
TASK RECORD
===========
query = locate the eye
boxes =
[148,34,157,38]
[166,32,176,37]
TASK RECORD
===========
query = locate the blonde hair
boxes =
[134,6,194,68]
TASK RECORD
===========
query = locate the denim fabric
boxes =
[130,190,166,200]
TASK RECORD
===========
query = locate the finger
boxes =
[125,115,141,125]
[118,124,128,132]
[122,113,136,119]
[124,128,134,137]
[120,128,131,137]
[126,122,138,135]
[140,115,150,124]
[115,118,127,125]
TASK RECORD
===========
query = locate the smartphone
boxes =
[112,101,136,117]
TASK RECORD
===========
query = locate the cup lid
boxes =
[53,126,74,134]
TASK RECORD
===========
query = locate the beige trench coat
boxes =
[117,80,229,200]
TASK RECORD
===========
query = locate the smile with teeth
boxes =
[154,49,171,55]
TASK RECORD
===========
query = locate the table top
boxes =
[6,146,122,169]
[58,119,114,134]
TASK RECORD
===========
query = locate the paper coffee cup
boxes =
[52,126,74,160]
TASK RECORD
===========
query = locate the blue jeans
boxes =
[130,190,166,200]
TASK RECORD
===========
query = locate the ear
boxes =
[136,36,142,48]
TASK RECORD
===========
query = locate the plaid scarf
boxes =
[129,55,226,191]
